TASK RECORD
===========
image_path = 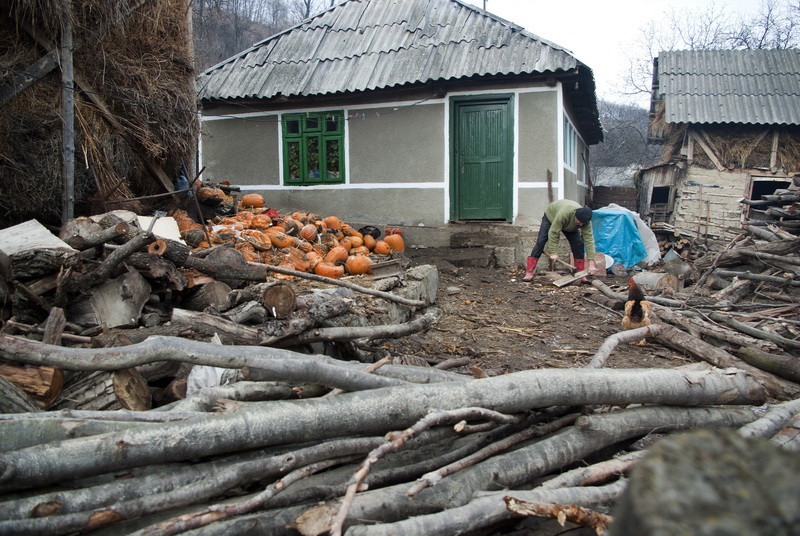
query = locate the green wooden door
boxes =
[451,96,513,221]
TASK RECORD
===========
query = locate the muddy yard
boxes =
[393,254,683,375]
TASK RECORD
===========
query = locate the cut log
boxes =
[66,268,151,328]
[126,252,187,290]
[52,368,151,411]
[62,230,153,296]
[183,280,232,312]
[695,238,800,271]
[223,301,268,324]
[263,282,296,318]
[0,364,63,406]
[40,306,66,345]
[59,216,130,250]
[632,272,679,293]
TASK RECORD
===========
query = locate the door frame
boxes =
[449,94,514,222]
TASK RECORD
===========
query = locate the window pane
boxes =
[326,139,340,179]
[306,137,320,179]
[326,115,339,133]
[286,118,300,135]
[306,117,319,131]
[288,141,301,180]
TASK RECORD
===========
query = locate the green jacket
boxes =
[544,200,596,260]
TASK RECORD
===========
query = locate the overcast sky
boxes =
[464,0,764,108]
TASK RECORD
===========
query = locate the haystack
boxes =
[0,0,197,228]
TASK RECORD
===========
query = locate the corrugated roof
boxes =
[654,49,800,126]
[197,0,602,142]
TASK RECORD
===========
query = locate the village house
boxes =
[197,0,602,264]
[640,48,800,240]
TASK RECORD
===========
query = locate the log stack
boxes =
[741,174,800,233]
[1,201,800,535]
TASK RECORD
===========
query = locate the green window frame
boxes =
[282,111,345,185]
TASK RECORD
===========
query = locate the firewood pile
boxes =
[741,174,800,234]
[0,206,800,535]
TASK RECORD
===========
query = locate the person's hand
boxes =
[548,254,558,263]
[588,259,597,275]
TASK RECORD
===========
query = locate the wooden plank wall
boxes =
[673,168,748,241]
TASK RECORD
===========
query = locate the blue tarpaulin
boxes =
[592,208,649,269]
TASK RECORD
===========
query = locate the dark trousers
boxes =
[529,214,585,260]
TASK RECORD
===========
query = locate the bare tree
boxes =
[290,0,323,20]
[591,100,660,179]
[618,0,800,99]
[193,0,300,70]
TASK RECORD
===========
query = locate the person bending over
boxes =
[522,199,597,282]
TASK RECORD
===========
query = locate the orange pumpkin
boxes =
[319,232,339,249]
[300,224,318,242]
[341,224,362,238]
[291,211,309,224]
[264,228,295,249]
[322,216,341,230]
[362,234,376,251]
[285,247,312,272]
[339,237,354,252]
[373,240,391,255]
[306,250,323,268]
[240,193,265,208]
[351,245,370,256]
[384,233,405,252]
[250,214,273,230]
[314,261,345,279]
[345,254,373,275]
[241,229,272,251]
[282,218,302,236]
[324,245,349,264]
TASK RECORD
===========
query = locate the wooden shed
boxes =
[641,49,800,240]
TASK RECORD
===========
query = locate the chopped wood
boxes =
[183,280,232,312]
[0,364,62,406]
[51,368,151,411]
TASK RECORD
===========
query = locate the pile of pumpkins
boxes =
[170,192,404,279]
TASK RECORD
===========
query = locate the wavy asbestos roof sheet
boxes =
[197,0,582,101]
[655,49,800,126]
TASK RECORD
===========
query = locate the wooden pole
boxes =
[60,0,75,224]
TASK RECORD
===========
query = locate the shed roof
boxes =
[197,0,602,143]
[652,49,800,126]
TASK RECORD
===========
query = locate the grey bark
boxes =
[735,346,800,383]
[344,481,627,536]
[738,397,800,439]
[650,325,800,399]
[0,438,383,535]
[709,311,800,351]
[183,406,756,536]
[0,368,764,491]
[278,309,440,345]
[0,334,409,393]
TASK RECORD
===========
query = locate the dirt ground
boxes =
[389,254,689,374]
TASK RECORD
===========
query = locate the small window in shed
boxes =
[649,186,674,222]
[750,179,790,200]
[745,175,791,221]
